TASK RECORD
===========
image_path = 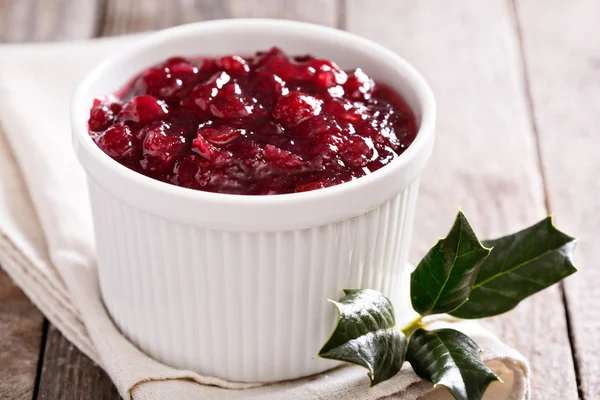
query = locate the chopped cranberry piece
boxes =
[172,154,208,188]
[324,98,366,123]
[191,130,217,160]
[116,95,169,126]
[272,91,323,127]
[88,96,122,132]
[293,115,343,140]
[89,48,417,195]
[263,144,307,170]
[94,124,134,158]
[340,135,376,168]
[140,121,186,173]
[199,125,244,145]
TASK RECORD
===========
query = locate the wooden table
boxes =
[1,1,598,399]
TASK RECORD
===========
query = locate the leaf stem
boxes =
[401,315,424,337]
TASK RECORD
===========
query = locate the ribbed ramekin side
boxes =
[88,178,419,382]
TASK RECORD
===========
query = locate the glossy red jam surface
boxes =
[88,48,417,195]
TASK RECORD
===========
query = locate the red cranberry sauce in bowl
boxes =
[88,48,417,195]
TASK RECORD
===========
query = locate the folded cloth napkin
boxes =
[0,36,530,400]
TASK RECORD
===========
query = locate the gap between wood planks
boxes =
[509,0,585,398]
[31,319,48,400]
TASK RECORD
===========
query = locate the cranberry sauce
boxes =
[88,48,417,195]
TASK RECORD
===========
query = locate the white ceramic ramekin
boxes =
[71,19,435,383]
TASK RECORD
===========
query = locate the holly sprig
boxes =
[317,211,577,400]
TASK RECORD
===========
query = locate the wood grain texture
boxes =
[36,325,120,400]
[0,0,101,42]
[100,0,339,36]
[0,268,44,400]
[515,0,600,398]
[345,0,579,398]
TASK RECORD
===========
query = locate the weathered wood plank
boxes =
[100,0,339,36]
[36,325,120,400]
[515,0,600,398]
[0,268,45,400]
[0,0,101,43]
[345,0,579,398]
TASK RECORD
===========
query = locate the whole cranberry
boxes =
[251,71,289,106]
[272,91,323,127]
[116,95,169,126]
[189,71,263,119]
[218,55,250,76]
[95,124,134,158]
[88,96,122,131]
[301,59,347,88]
[134,68,176,100]
[188,71,229,112]
[212,82,263,119]
[165,56,197,71]
[161,58,199,98]
[140,121,186,173]
[254,47,296,80]
[134,59,198,103]
[344,68,375,101]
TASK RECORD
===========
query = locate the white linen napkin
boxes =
[0,36,530,400]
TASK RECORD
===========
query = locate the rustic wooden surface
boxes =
[515,0,600,397]
[347,1,580,398]
[0,0,596,399]
[36,326,120,400]
[0,269,44,400]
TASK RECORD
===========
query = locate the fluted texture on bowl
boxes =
[88,179,419,383]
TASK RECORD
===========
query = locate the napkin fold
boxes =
[0,36,530,400]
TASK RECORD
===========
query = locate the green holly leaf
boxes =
[450,216,577,319]
[411,211,491,316]
[406,328,499,400]
[318,289,407,386]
